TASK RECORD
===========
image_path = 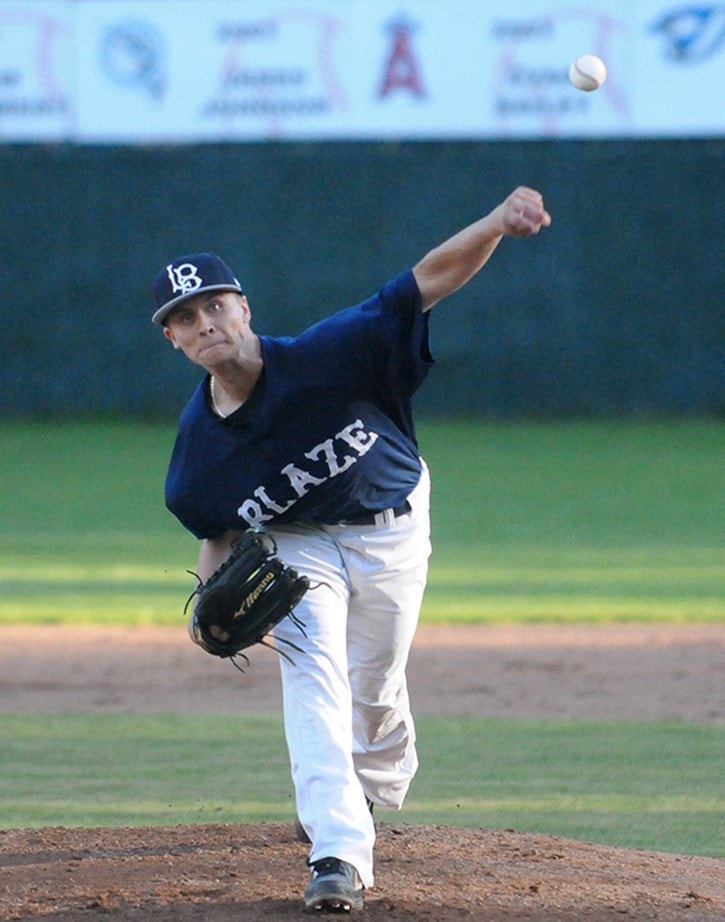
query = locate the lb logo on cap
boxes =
[167,262,204,295]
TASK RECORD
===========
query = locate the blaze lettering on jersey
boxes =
[237,419,379,527]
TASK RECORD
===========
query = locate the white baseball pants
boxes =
[269,464,431,888]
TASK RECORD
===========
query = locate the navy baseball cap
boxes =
[151,252,243,325]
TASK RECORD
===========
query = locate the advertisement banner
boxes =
[632,0,725,132]
[0,0,723,143]
[0,1,73,140]
[74,0,638,141]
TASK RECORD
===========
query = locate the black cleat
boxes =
[304,857,364,912]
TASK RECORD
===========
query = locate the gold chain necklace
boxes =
[209,376,227,419]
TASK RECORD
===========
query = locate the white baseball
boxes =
[568,54,607,92]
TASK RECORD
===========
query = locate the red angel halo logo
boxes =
[378,15,427,99]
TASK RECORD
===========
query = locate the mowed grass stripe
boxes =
[0,714,721,857]
[1,419,723,624]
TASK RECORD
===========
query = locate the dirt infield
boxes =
[2,623,723,721]
[1,623,723,920]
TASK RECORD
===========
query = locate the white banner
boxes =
[0,1,73,140]
[0,0,723,142]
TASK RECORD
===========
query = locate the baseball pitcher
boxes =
[152,187,551,912]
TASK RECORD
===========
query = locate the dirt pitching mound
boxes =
[1,822,723,921]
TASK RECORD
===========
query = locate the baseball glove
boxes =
[186,530,309,664]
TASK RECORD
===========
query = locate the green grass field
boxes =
[0,419,722,855]
[1,418,723,624]
[0,714,721,857]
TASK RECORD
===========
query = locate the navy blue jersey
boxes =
[165,270,433,539]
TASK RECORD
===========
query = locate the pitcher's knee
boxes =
[354,701,413,748]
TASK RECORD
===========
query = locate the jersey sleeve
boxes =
[293,269,433,403]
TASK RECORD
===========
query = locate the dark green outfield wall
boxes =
[1,139,722,418]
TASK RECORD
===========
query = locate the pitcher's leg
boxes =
[346,559,426,808]
[342,469,431,808]
[270,527,375,888]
